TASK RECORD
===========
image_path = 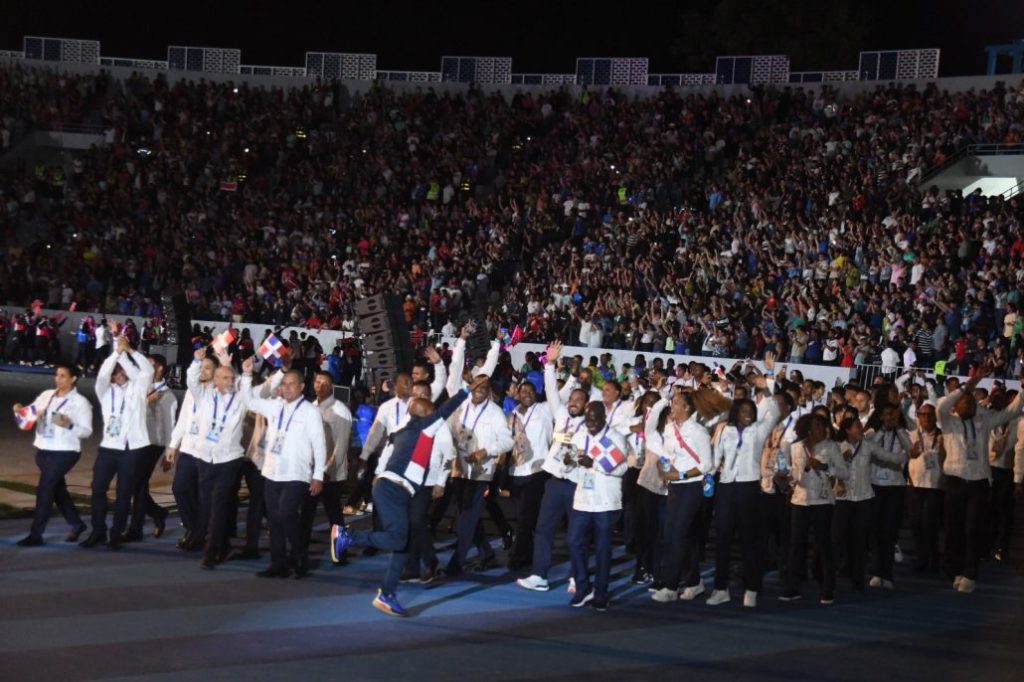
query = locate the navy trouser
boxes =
[172,451,201,533]
[832,499,872,588]
[301,480,345,543]
[713,481,762,592]
[30,449,84,539]
[531,476,576,578]
[568,509,621,599]
[657,482,705,590]
[634,487,666,576]
[446,479,494,571]
[351,478,412,595]
[406,484,437,572]
[509,472,549,566]
[236,460,266,551]
[90,446,143,537]
[203,459,243,561]
[870,485,905,581]
[264,480,310,570]
[787,504,836,599]
[945,476,989,581]
[130,445,166,535]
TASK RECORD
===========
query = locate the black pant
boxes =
[870,485,905,581]
[349,453,379,509]
[509,472,548,566]
[787,504,835,600]
[657,482,704,590]
[908,486,943,569]
[621,467,640,550]
[30,449,84,539]
[235,460,265,551]
[446,478,494,571]
[194,459,219,545]
[172,451,201,533]
[301,480,345,543]
[945,476,989,581]
[758,491,790,577]
[129,445,166,535]
[90,446,143,537]
[202,459,243,561]
[406,484,437,572]
[990,467,1015,555]
[713,481,762,592]
[634,487,666,576]
[832,499,871,588]
[264,480,310,570]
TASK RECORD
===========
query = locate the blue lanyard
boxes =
[213,392,237,427]
[395,400,403,425]
[462,401,487,433]
[149,382,166,396]
[44,392,70,417]
[584,425,610,455]
[277,398,305,432]
[109,387,126,416]
[519,404,537,430]
[736,426,745,451]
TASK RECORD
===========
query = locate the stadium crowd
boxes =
[1,63,1023,377]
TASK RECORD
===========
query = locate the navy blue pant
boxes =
[634,487,666,576]
[509,472,549,566]
[351,478,412,595]
[446,478,494,571]
[172,451,201,533]
[202,459,243,561]
[90,446,143,537]
[568,509,620,599]
[406,484,437,572]
[264,480,310,570]
[908,486,943,569]
[832,499,872,589]
[713,481,762,592]
[870,485,905,581]
[531,477,576,578]
[236,460,265,551]
[657,482,705,590]
[301,480,345,543]
[787,504,836,599]
[130,445,166,535]
[30,449,84,539]
[944,476,989,581]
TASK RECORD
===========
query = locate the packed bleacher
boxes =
[1,63,1024,379]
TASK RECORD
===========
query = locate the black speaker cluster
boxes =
[354,294,414,387]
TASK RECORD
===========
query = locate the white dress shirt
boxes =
[509,402,554,477]
[908,429,944,489]
[29,388,93,451]
[145,383,178,448]
[424,421,457,488]
[445,338,500,396]
[989,417,1024,484]
[243,379,326,483]
[836,438,904,502]
[316,396,352,482]
[361,395,407,461]
[646,399,714,486]
[542,363,586,479]
[187,361,249,464]
[937,388,1024,481]
[788,439,849,506]
[567,426,629,512]
[96,350,154,450]
[168,389,204,458]
[448,399,515,482]
[760,413,798,493]
[713,398,780,484]
[868,429,911,486]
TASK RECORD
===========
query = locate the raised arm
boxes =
[446,338,468,397]
[425,346,448,401]
[94,352,119,399]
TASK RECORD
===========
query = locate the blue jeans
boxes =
[351,478,412,595]
[568,509,621,599]
[31,449,84,538]
[531,477,576,578]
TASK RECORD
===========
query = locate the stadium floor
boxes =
[1,374,1023,681]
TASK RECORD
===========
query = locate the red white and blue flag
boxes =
[15,405,37,431]
[212,328,238,354]
[403,420,445,486]
[258,334,284,367]
[592,436,626,473]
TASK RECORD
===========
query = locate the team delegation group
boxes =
[12,330,1024,616]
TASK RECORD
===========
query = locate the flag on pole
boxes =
[258,333,284,367]
[15,405,37,431]
[212,328,239,354]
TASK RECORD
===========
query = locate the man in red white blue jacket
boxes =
[332,375,487,616]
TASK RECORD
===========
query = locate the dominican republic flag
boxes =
[591,436,626,473]
[212,328,239,354]
[258,333,284,366]
[15,405,37,431]
[403,420,445,486]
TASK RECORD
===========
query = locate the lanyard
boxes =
[519,404,537,430]
[735,426,746,452]
[961,417,976,443]
[850,441,862,459]
[148,381,167,396]
[109,387,126,416]
[395,399,403,425]
[563,414,584,434]
[213,392,237,427]
[462,401,487,433]
[277,398,305,433]
[584,425,610,455]
[607,400,621,425]
[44,392,70,417]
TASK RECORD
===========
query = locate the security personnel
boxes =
[80,335,154,549]
[126,354,176,541]
[13,363,93,546]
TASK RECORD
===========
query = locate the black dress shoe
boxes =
[294,563,311,579]
[122,529,145,543]
[256,566,290,578]
[16,535,44,547]
[501,530,514,550]
[183,537,205,552]
[108,535,125,550]
[65,525,87,542]
[79,530,108,548]
[153,511,168,538]
[176,532,193,550]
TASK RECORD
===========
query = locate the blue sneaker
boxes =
[372,589,407,617]
[331,524,353,563]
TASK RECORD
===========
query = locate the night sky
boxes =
[3,0,1022,77]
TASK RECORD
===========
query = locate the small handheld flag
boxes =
[15,405,37,431]
[212,328,239,354]
[258,334,284,367]
[592,436,626,473]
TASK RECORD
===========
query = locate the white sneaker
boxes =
[567,577,576,595]
[651,587,679,603]
[516,575,550,592]
[679,583,706,601]
[743,590,758,608]
[894,544,904,564]
[953,575,964,590]
[706,589,731,606]
[881,579,894,590]
[957,577,977,593]
[868,576,883,588]
[364,503,373,513]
